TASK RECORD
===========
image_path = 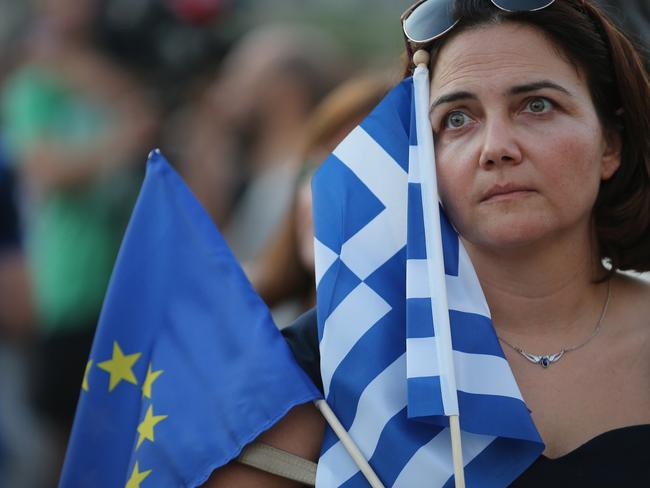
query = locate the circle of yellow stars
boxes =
[83,340,166,487]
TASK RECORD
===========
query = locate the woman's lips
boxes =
[481,184,535,202]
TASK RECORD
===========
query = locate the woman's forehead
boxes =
[430,22,584,95]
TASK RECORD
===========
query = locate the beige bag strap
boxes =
[237,442,317,486]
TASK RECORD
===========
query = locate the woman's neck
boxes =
[465,230,609,349]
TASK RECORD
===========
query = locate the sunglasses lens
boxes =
[403,0,458,43]
[492,0,555,12]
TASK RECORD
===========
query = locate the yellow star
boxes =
[125,461,151,488]
[141,363,163,399]
[97,341,141,392]
[136,404,168,449]
[82,359,93,392]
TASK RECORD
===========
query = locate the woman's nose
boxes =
[478,117,522,169]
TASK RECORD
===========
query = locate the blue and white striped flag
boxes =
[312,74,544,487]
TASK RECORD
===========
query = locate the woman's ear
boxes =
[601,126,622,181]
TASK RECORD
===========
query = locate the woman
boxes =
[205,0,650,485]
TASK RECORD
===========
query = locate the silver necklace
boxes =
[498,281,611,368]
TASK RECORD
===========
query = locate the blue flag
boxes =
[312,78,543,487]
[60,150,320,488]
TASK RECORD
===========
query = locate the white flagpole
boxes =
[313,400,385,488]
[412,50,466,488]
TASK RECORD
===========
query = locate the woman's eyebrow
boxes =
[429,81,572,115]
[430,90,477,114]
[508,80,571,96]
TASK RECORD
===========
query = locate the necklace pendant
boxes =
[519,350,565,368]
[499,281,610,370]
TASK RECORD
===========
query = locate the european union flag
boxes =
[60,150,320,487]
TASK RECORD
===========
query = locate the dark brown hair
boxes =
[403,0,650,272]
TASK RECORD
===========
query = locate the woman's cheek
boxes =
[436,165,467,222]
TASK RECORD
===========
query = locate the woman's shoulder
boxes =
[609,271,650,408]
[613,272,650,335]
[616,270,650,291]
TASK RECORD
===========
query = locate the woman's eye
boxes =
[525,97,552,114]
[444,111,471,129]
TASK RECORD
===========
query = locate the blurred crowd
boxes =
[0,0,647,486]
[0,0,404,485]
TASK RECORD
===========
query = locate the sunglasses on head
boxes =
[401,0,556,44]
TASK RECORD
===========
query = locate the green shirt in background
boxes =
[1,67,140,334]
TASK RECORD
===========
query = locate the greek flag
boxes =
[312,74,544,487]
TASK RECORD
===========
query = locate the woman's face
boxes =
[429,22,620,251]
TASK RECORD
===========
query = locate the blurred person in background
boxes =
[0,132,50,488]
[249,74,391,327]
[0,137,33,341]
[0,4,52,486]
[0,0,33,345]
[0,0,156,482]
[178,25,345,261]
[95,0,234,118]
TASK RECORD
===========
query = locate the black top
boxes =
[282,308,650,486]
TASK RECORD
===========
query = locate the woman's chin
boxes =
[463,219,558,252]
